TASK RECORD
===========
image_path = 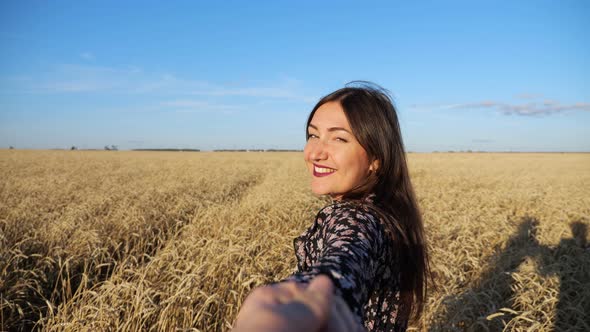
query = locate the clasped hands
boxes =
[233,275,365,332]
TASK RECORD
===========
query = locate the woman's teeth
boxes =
[315,166,335,173]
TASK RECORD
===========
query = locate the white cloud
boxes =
[10,63,313,102]
[446,100,590,116]
[411,97,590,116]
[32,64,144,93]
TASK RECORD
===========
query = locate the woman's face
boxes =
[304,101,375,200]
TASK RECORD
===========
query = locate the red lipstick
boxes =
[313,164,336,177]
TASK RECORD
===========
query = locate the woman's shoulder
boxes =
[319,194,378,218]
[317,196,385,237]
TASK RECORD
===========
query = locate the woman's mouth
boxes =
[313,164,336,177]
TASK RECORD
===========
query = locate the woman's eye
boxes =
[336,137,348,143]
[307,134,318,140]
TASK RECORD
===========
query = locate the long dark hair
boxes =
[305,81,431,321]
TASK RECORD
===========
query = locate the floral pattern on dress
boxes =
[279,195,408,332]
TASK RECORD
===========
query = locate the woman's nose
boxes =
[308,140,328,161]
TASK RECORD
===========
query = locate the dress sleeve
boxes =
[282,205,385,326]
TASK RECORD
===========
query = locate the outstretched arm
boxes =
[232,274,363,332]
[283,207,384,328]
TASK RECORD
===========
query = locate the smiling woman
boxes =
[304,101,378,200]
[233,82,432,332]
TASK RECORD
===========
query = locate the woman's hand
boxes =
[232,275,365,332]
[325,293,364,332]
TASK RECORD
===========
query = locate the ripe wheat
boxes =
[0,150,588,331]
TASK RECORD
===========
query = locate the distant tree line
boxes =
[132,148,201,152]
[212,149,302,152]
[1,147,308,152]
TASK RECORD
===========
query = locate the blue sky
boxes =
[1,1,589,151]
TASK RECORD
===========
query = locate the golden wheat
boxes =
[0,150,588,331]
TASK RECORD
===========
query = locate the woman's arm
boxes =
[283,206,385,328]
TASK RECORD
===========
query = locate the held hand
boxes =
[232,275,365,332]
[232,275,333,332]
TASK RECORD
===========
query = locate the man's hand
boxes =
[232,275,364,332]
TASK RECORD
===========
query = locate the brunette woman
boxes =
[234,82,431,332]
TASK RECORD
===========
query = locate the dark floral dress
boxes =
[280,194,407,331]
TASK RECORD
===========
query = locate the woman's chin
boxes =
[310,185,330,196]
[310,187,343,201]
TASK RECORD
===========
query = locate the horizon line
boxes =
[3,148,590,154]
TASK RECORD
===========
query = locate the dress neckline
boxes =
[331,192,376,205]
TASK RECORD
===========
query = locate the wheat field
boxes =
[0,150,588,331]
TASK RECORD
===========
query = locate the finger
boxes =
[291,275,334,324]
[254,283,296,305]
[325,301,347,332]
[306,275,334,303]
[333,295,361,331]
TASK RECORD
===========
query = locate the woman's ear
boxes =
[369,159,380,172]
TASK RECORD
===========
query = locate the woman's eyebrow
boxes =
[308,123,352,134]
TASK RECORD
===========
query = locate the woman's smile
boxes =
[313,164,336,177]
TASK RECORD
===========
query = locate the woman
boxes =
[234,82,431,332]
